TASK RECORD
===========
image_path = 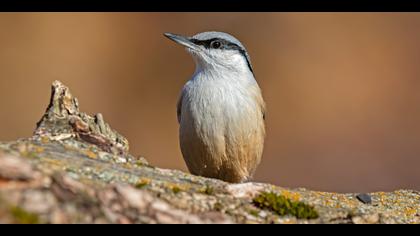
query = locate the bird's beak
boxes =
[164,32,199,51]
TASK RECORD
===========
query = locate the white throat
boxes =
[189,51,255,84]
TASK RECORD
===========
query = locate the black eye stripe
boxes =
[190,38,237,50]
[189,37,254,74]
[190,38,218,48]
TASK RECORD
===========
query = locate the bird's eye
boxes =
[211,41,222,49]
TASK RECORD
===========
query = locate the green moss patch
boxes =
[198,185,214,195]
[171,186,182,194]
[135,178,151,189]
[10,206,40,224]
[253,192,319,219]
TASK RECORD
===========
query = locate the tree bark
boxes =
[0,81,418,224]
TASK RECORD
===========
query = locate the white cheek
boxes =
[221,52,249,72]
[223,52,241,63]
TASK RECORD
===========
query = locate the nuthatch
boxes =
[164,31,266,183]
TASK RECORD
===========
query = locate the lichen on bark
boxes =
[34,80,129,155]
[0,81,418,224]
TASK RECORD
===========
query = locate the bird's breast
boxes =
[180,75,263,138]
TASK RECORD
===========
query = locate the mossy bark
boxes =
[0,81,418,224]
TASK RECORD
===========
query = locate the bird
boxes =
[164,31,266,183]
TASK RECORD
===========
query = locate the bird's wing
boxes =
[252,84,266,120]
[261,98,266,120]
[262,106,266,120]
[176,90,185,124]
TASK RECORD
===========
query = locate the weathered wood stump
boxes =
[0,81,418,224]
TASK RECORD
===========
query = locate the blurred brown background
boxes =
[0,13,419,192]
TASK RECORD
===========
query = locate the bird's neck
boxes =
[192,64,255,84]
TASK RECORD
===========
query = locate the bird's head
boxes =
[164,31,254,75]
